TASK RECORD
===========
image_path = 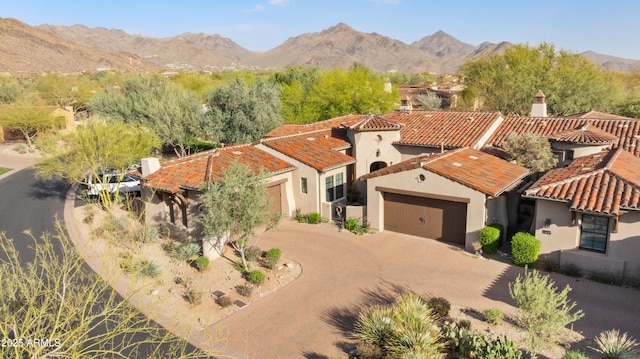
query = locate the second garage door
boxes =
[384,193,467,245]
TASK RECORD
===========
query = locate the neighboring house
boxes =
[141,144,296,237]
[523,148,640,278]
[0,105,75,142]
[359,148,529,250]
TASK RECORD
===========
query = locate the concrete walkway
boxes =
[213,220,640,358]
[0,143,37,180]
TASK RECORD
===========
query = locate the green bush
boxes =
[134,226,160,243]
[247,269,266,285]
[511,232,541,266]
[171,242,202,262]
[184,289,203,306]
[245,245,262,262]
[426,296,450,318]
[483,308,504,325]
[263,247,282,269]
[195,255,209,271]
[562,351,588,359]
[442,321,522,359]
[307,212,323,224]
[234,261,251,273]
[479,224,502,254]
[344,217,370,235]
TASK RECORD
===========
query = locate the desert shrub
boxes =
[344,217,370,235]
[291,208,306,223]
[458,319,472,330]
[133,225,160,243]
[511,232,541,266]
[247,269,266,285]
[427,296,450,318]
[263,247,282,269]
[355,342,384,359]
[171,242,201,262]
[184,289,203,306]
[216,296,233,308]
[12,144,28,154]
[479,224,502,254]
[562,263,582,277]
[355,293,443,358]
[83,206,95,224]
[234,261,251,273]
[195,255,209,271]
[235,284,253,297]
[562,351,588,359]
[483,308,504,325]
[132,259,163,278]
[245,245,262,261]
[442,321,522,359]
[103,215,127,235]
[591,329,639,359]
[307,212,323,224]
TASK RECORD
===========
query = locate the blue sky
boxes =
[2,0,640,59]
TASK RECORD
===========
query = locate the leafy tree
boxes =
[204,77,282,144]
[272,66,321,124]
[0,105,64,150]
[35,73,95,111]
[88,74,204,157]
[170,72,218,101]
[0,225,222,358]
[0,75,26,104]
[416,91,442,110]
[198,161,277,270]
[461,43,623,115]
[502,132,557,172]
[35,120,160,207]
[509,269,584,358]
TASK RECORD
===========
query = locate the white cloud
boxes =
[268,0,290,6]
[243,4,266,12]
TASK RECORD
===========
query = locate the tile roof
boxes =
[341,114,403,131]
[263,114,371,138]
[360,148,529,197]
[143,144,296,193]
[260,128,355,172]
[384,110,503,149]
[566,110,638,120]
[547,124,619,145]
[487,117,640,157]
[524,148,640,215]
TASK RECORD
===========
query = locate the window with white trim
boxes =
[579,214,608,252]
[325,173,345,202]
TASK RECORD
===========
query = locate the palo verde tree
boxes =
[0,225,222,358]
[88,74,204,157]
[509,269,584,359]
[198,161,277,270]
[35,119,160,208]
[461,43,623,115]
[0,104,64,150]
[204,76,282,145]
[502,132,557,172]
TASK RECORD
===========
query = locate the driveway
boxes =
[212,220,640,358]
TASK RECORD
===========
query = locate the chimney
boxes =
[400,95,413,113]
[530,90,547,117]
[140,158,161,177]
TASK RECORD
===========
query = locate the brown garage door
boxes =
[384,193,467,245]
[267,184,282,216]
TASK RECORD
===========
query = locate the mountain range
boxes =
[1,17,638,74]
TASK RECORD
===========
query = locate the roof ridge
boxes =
[260,127,334,142]
[527,167,606,194]
[603,147,625,170]
[421,147,468,166]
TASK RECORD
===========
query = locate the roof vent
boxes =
[306,137,315,141]
[468,155,478,160]
[452,162,462,167]
[467,117,475,122]
[232,151,242,155]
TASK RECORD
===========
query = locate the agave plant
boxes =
[133,259,163,278]
[591,330,639,359]
[171,242,202,262]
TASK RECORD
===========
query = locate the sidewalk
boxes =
[0,143,38,180]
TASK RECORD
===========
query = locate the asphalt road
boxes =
[0,168,68,262]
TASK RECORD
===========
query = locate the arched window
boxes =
[370,161,387,172]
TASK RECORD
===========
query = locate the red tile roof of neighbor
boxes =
[566,110,638,120]
[524,148,640,215]
[143,144,296,193]
[264,114,372,137]
[547,124,619,145]
[487,117,640,157]
[360,148,530,197]
[260,128,355,172]
[384,110,504,149]
[341,114,403,131]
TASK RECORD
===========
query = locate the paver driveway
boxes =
[206,220,640,358]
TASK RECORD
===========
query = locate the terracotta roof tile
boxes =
[487,117,640,157]
[261,128,355,172]
[524,148,640,215]
[548,124,619,145]
[264,114,371,137]
[384,110,503,149]
[361,148,529,197]
[143,144,296,193]
[566,110,638,120]
[341,114,403,131]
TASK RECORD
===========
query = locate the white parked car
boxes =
[85,172,141,198]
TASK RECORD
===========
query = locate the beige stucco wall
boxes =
[347,129,402,179]
[320,166,348,219]
[534,199,640,280]
[395,145,443,161]
[366,167,487,250]
[486,196,509,241]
